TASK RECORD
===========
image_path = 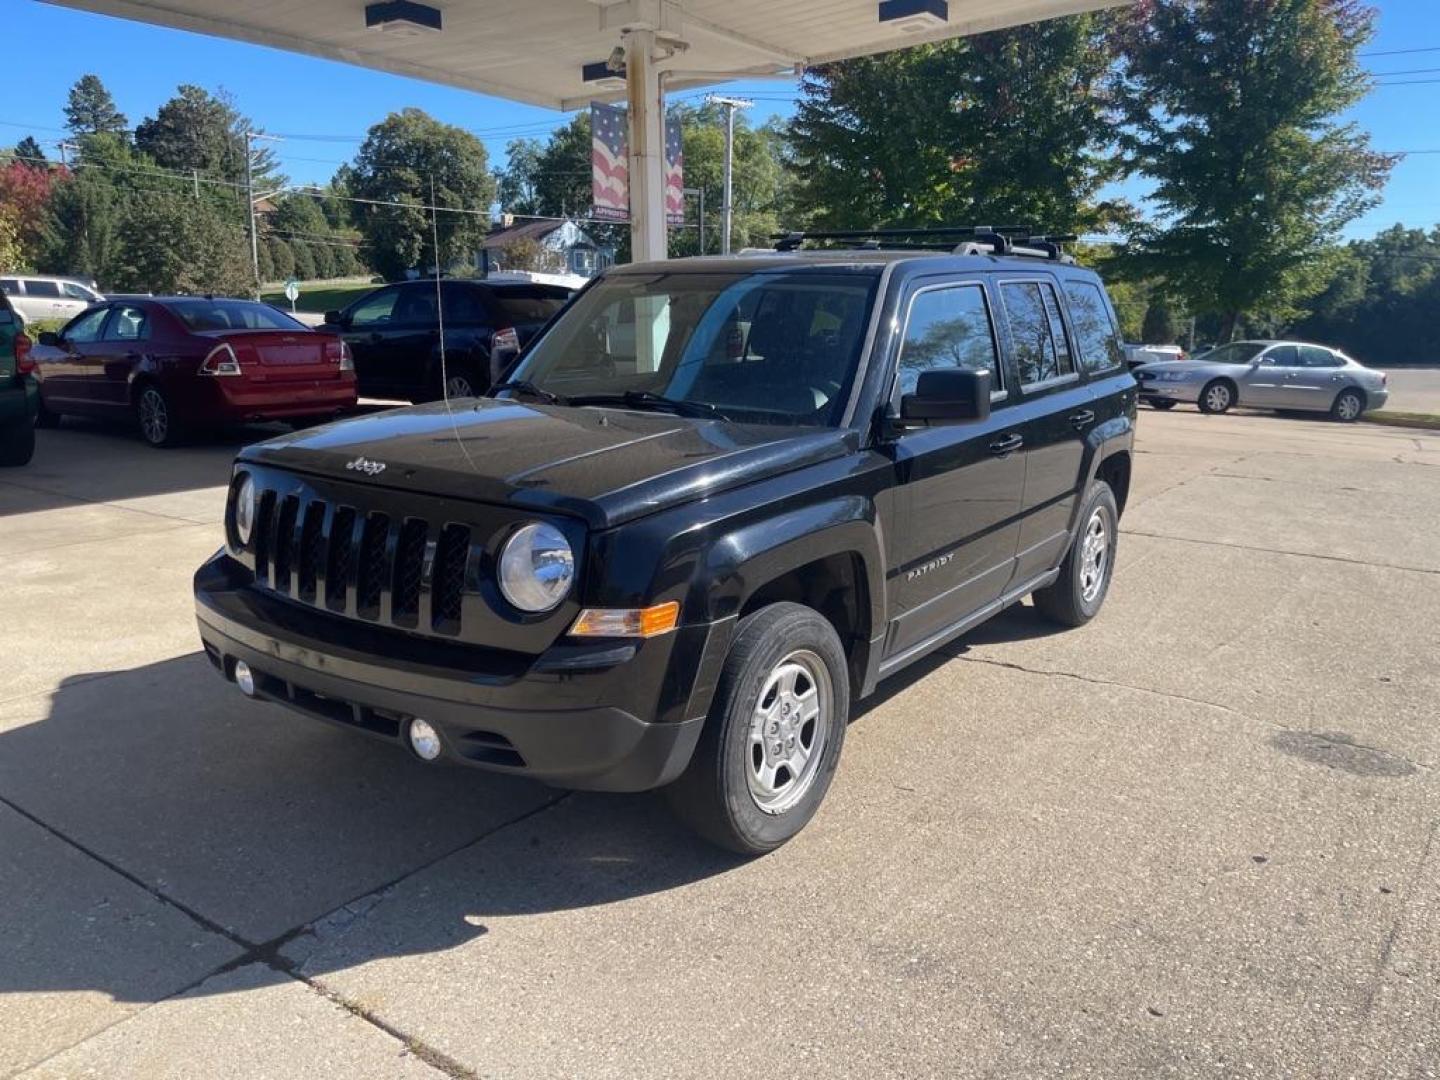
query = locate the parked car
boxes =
[0,274,104,325]
[1123,342,1185,370]
[195,233,1137,853]
[33,297,358,447]
[0,290,37,466]
[1133,339,1388,420]
[321,279,572,402]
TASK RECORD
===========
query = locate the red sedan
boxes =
[33,296,358,447]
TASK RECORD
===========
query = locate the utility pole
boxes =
[706,95,752,254]
[243,131,281,288]
[57,141,79,169]
[682,186,705,254]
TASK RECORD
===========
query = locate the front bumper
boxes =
[194,552,729,791]
[1138,380,1200,404]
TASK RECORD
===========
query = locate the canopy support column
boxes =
[625,27,667,264]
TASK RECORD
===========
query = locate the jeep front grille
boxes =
[249,487,474,638]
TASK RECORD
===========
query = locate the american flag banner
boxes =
[591,102,629,222]
[665,117,685,226]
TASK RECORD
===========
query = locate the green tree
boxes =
[64,75,129,139]
[134,85,280,188]
[787,15,1119,232]
[110,192,252,296]
[13,137,46,165]
[1117,0,1394,341]
[348,108,495,280]
[668,103,788,255]
[1141,295,1182,344]
[290,240,317,280]
[41,170,119,280]
[268,236,295,281]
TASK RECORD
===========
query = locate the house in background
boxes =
[476,218,614,280]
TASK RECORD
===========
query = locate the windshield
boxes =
[1202,342,1267,365]
[166,299,308,332]
[503,270,880,426]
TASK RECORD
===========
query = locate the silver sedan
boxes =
[1134,340,1389,421]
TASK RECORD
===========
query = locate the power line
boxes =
[1361,45,1440,57]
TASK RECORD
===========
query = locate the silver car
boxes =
[1134,340,1389,421]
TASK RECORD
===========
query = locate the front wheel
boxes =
[1198,380,1234,415]
[1032,480,1119,627]
[1331,388,1365,423]
[665,602,850,855]
[0,420,35,466]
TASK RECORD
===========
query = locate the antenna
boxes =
[430,174,448,397]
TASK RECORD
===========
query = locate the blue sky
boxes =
[3,0,1436,238]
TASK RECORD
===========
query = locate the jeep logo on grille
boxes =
[345,457,387,477]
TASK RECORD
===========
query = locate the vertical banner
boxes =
[590,102,629,222]
[665,117,685,226]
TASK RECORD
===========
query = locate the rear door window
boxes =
[897,283,1003,397]
[489,287,569,324]
[1298,345,1342,368]
[1000,281,1069,386]
[1064,281,1125,373]
[25,280,60,298]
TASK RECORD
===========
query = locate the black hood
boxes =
[239,399,855,528]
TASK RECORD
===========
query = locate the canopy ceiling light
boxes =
[878,0,949,32]
[364,0,442,36]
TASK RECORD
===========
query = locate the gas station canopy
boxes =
[43,0,1124,260]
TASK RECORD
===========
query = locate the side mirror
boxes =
[900,368,991,424]
[323,310,343,326]
[38,331,60,347]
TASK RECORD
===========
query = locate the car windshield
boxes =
[504,270,880,427]
[1202,342,1267,365]
[165,299,307,332]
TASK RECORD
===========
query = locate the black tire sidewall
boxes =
[684,603,850,854]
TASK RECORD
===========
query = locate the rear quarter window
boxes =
[490,287,569,323]
[1064,280,1125,373]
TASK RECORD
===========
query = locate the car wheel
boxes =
[135,384,183,448]
[0,420,35,466]
[1198,379,1234,415]
[1032,480,1119,627]
[665,602,850,855]
[1149,399,1178,411]
[1331,387,1365,423]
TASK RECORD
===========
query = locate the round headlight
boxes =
[498,522,574,612]
[233,475,256,547]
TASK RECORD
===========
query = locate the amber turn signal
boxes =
[570,601,680,639]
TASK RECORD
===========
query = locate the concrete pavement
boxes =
[1,407,1437,1078]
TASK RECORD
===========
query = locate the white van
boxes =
[0,275,105,325]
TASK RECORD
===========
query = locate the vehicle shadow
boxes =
[3,403,398,519]
[2,600,1050,1008]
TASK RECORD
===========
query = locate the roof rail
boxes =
[771,225,1077,262]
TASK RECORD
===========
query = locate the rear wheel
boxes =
[665,602,849,855]
[1198,379,1234,415]
[1331,387,1365,422]
[1032,481,1119,627]
[135,384,184,448]
[0,420,35,466]
[1148,399,1178,411]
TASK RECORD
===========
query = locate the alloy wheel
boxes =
[444,374,474,399]
[138,389,169,445]
[1079,506,1111,604]
[1336,393,1362,421]
[1204,383,1231,413]
[746,649,833,815]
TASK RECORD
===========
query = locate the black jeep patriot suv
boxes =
[194,229,1136,853]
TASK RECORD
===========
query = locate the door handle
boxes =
[989,433,1024,456]
[1068,409,1095,428]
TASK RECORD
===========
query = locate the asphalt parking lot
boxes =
[2,408,1438,1078]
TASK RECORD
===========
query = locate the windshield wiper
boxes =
[490,379,564,405]
[569,390,731,422]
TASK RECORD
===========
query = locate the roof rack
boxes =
[771,226,1077,262]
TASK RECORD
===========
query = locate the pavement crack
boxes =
[1122,531,1439,576]
[1363,818,1439,1020]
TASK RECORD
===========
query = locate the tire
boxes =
[135,384,184,448]
[1331,387,1365,423]
[420,365,481,404]
[0,420,35,466]
[1149,399,1178,411]
[34,395,61,429]
[665,602,850,855]
[1032,480,1120,628]
[1198,379,1234,415]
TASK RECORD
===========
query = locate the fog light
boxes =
[234,660,255,697]
[408,718,443,761]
